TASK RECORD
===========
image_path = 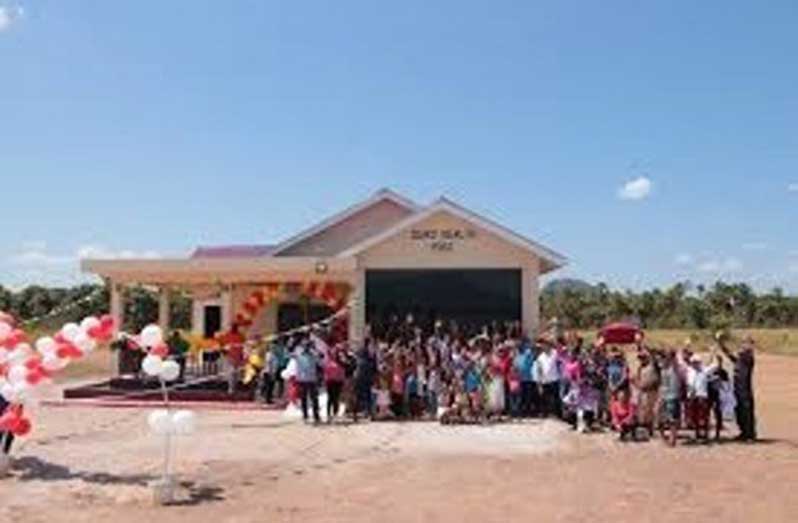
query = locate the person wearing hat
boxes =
[677,347,719,442]
[717,333,757,442]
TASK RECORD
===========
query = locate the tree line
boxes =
[0,283,191,333]
[541,280,798,331]
[2,279,797,335]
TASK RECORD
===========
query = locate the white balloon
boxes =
[80,316,101,333]
[0,382,15,402]
[0,322,11,341]
[1,381,30,404]
[147,410,173,435]
[141,354,163,377]
[73,332,96,354]
[8,344,32,365]
[7,364,28,385]
[42,353,68,371]
[160,360,180,382]
[61,323,81,342]
[140,325,163,348]
[35,336,57,356]
[171,410,196,435]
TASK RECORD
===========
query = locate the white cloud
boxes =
[76,244,160,260]
[0,5,24,32]
[674,253,693,266]
[3,243,161,287]
[617,176,652,201]
[742,242,768,251]
[788,183,798,192]
[697,257,743,274]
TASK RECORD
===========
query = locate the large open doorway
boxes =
[365,269,522,335]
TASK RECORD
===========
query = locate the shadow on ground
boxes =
[12,456,156,485]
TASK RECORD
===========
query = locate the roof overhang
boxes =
[81,257,357,285]
[337,197,568,273]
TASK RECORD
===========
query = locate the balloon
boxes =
[100,314,115,331]
[151,344,169,358]
[61,323,81,342]
[7,364,28,385]
[35,337,57,356]
[1,381,29,403]
[147,409,173,435]
[160,360,180,382]
[56,342,83,360]
[0,382,16,402]
[12,417,31,437]
[141,354,163,377]
[171,410,196,435]
[140,325,163,348]
[0,321,11,341]
[1,329,26,349]
[80,316,101,333]
[73,332,96,354]
[42,353,67,371]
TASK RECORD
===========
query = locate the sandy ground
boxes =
[2,354,797,523]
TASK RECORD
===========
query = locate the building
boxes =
[82,189,567,343]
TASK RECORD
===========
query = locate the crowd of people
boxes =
[250,317,758,445]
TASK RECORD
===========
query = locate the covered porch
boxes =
[81,256,358,340]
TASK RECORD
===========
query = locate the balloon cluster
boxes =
[136,325,181,382]
[0,314,115,407]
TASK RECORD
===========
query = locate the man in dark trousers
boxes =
[295,339,321,423]
[353,339,377,421]
[0,395,14,455]
[718,333,757,442]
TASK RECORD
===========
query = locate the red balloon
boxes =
[12,417,32,437]
[151,344,169,358]
[56,342,82,360]
[100,314,115,330]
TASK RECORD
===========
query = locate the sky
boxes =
[1,1,797,292]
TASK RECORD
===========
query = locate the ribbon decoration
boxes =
[232,281,351,333]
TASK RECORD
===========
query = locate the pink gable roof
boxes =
[191,244,276,258]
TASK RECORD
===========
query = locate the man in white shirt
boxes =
[678,347,719,441]
[535,343,560,418]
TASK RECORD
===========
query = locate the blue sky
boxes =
[2,1,797,291]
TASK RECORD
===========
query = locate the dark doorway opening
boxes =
[203,305,222,339]
[365,269,522,335]
[277,302,333,333]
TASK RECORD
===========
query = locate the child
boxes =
[427,366,441,419]
[375,376,393,420]
[611,386,637,441]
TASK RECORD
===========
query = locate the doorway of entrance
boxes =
[365,269,521,335]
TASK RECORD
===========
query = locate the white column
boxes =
[110,281,124,332]
[521,264,540,338]
[158,286,170,331]
[349,268,366,345]
[221,286,234,331]
[192,299,204,337]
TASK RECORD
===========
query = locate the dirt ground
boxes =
[1,353,797,523]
